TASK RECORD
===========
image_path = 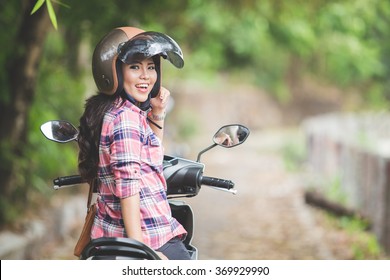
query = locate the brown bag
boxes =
[74,181,96,257]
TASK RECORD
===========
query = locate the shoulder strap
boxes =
[87,178,96,208]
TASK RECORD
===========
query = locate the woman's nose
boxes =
[140,67,149,79]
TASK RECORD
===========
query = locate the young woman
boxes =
[77,27,190,260]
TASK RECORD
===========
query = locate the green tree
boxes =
[0,0,55,226]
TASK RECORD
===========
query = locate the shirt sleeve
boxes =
[110,110,142,198]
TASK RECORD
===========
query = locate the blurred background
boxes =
[1,0,390,259]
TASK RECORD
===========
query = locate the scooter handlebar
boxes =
[52,174,236,194]
[200,176,235,189]
[53,175,84,189]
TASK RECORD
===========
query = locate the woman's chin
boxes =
[128,92,149,103]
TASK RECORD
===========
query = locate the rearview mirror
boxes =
[40,120,79,143]
[213,124,250,148]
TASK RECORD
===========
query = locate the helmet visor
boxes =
[117,31,184,68]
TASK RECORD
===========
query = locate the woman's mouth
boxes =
[135,83,149,92]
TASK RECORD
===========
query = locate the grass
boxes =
[325,214,387,259]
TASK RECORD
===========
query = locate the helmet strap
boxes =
[119,89,151,111]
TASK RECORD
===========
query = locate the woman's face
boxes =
[122,57,157,102]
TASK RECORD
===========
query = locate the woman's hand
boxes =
[149,87,170,140]
[150,87,170,115]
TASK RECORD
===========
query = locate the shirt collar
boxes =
[120,98,150,117]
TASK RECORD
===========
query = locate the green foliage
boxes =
[312,1,385,86]
[31,0,46,15]
[31,0,59,30]
[27,30,85,195]
[28,0,390,104]
[365,84,390,110]
[36,31,85,123]
[0,1,19,104]
[315,177,386,259]
[0,28,87,225]
[334,215,385,259]
[327,176,348,205]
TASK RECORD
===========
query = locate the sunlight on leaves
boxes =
[46,0,58,30]
[30,0,59,30]
[30,0,45,15]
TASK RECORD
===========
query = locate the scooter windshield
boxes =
[117,31,184,68]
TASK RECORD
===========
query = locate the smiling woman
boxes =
[77,26,190,260]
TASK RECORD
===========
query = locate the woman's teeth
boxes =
[136,83,148,89]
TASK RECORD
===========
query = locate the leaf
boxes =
[46,0,58,30]
[30,0,46,15]
[52,0,71,9]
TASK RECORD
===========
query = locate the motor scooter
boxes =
[40,120,250,260]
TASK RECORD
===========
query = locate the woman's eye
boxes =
[130,65,139,70]
[148,65,156,70]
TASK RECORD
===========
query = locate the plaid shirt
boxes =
[91,98,186,250]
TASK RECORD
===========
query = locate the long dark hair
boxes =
[78,92,122,183]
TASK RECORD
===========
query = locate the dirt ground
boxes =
[34,77,389,260]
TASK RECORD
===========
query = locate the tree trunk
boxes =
[0,0,52,224]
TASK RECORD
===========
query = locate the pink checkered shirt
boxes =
[91,98,186,249]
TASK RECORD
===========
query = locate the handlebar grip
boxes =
[53,175,84,187]
[201,176,235,189]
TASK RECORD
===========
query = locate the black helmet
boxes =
[117,31,184,69]
[92,27,184,97]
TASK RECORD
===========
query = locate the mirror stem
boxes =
[196,143,217,162]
